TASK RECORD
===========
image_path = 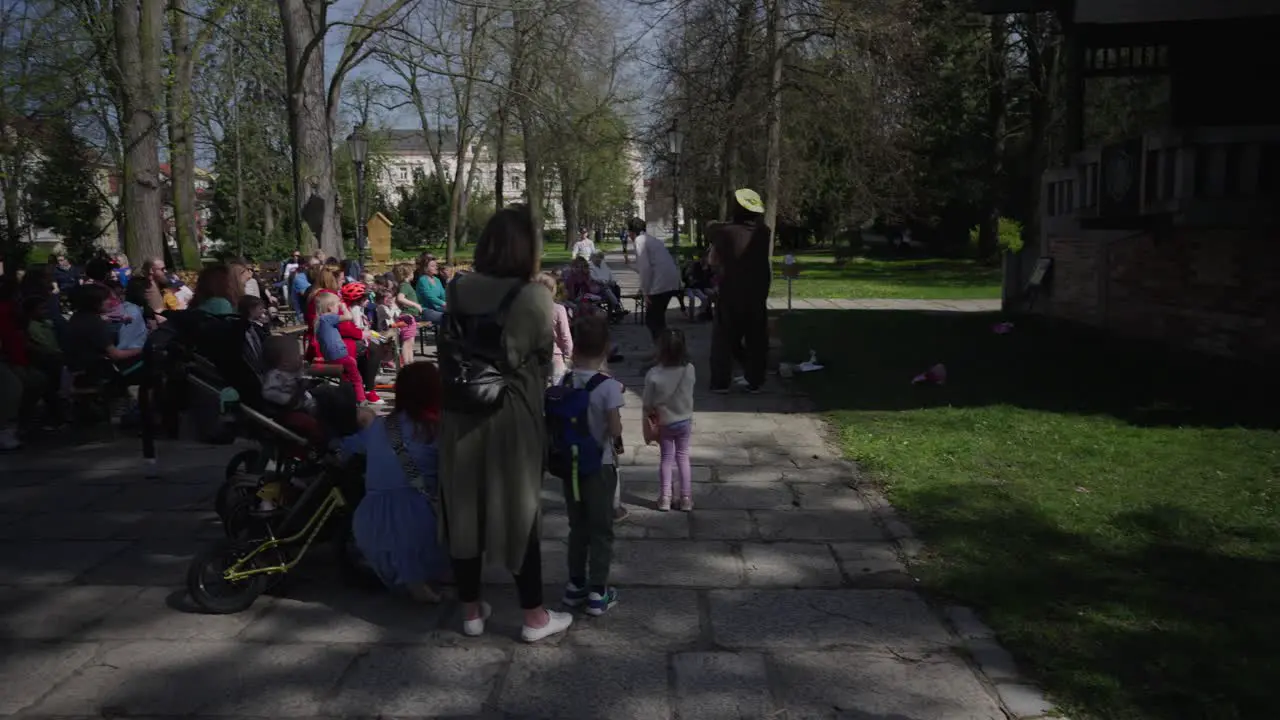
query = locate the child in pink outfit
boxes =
[642,329,696,511]
[538,273,573,384]
[375,289,417,367]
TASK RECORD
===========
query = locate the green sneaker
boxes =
[587,587,618,616]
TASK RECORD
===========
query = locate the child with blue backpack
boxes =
[545,313,624,615]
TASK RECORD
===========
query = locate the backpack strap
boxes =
[383,414,434,504]
[584,372,610,393]
[496,281,526,318]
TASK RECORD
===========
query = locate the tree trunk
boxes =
[407,84,447,183]
[1021,12,1060,253]
[460,135,483,243]
[0,157,23,250]
[511,9,543,246]
[977,13,1009,260]
[718,0,754,220]
[279,0,342,258]
[761,0,785,258]
[264,201,275,237]
[446,142,466,262]
[559,165,580,253]
[445,60,478,262]
[166,0,201,268]
[493,109,506,212]
[116,0,166,265]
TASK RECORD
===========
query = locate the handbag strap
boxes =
[384,413,430,496]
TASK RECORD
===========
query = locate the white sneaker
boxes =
[0,428,20,451]
[732,376,750,388]
[521,608,574,643]
[462,602,492,637]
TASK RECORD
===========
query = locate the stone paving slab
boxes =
[0,258,1050,718]
[0,641,100,715]
[709,589,955,651]
[24,639,356,717]
[499,646,672,720]
[770,649,1005,719]
[323,645,508,717]
[673,652,772,719]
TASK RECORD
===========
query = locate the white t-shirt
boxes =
[243,277,261,298]
[568,368,625,466]
[571,238,597,259]
[635,232,682,296]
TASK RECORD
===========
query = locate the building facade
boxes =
[372,129,563,230]
[372,129,649,234]
[985,0,1280,361]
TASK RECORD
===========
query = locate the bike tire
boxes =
[186,539,270,614]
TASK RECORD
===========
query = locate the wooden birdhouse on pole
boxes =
[367,212,393,264]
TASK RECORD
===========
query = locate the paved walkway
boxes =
[0,255,1056,719]
[767,297,1000,312]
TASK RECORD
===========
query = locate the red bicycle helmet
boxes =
[340,282,367,304]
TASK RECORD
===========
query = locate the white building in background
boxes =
[372,129,562,230]
[626,144,646,227]
[371,129,648,233]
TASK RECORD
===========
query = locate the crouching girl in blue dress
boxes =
[341,361,451,602]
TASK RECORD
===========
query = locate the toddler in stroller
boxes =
[236,334,364,516]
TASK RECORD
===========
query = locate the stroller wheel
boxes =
[223,495,277,539]
[187,539,270,614]
[225,449,262,479]
[218,450,263,520]
[214,479,257,523]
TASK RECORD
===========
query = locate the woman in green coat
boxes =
[437,205,574,643]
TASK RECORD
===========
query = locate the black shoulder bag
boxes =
[438,279,526,415]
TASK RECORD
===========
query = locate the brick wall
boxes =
[1046,227,1280,359]
[1046,237,1103,324]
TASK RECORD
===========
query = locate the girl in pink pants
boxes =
[642,329,697,512]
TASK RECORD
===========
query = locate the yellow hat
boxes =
[734,188,765,214]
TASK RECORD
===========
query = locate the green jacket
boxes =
[28,319,61,359]
[415,275,446,312]
[437,274,553,572]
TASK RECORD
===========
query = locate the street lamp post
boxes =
[667,120,683,247]
[346,125,370,264]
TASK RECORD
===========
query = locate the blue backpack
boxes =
[545,372,609,501]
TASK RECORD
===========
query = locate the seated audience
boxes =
[260,333,362,442]
[589,251,625,311]
[191,264,242,316]
[375,289,417,367]
[683,254,715,320]
[64,284,142,384]
[313,292,368,405]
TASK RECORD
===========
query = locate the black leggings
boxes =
[358,351,378,392]
[452,524,543,609]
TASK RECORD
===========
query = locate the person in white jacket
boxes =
[571,228,596,260]
[628,217,682,343]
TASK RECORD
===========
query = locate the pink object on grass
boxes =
[912,363,947,385]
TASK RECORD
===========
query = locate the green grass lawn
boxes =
[782,310,1280,720]
[770,252,1001,300]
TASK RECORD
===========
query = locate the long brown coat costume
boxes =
[438,273,553,574]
